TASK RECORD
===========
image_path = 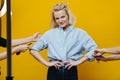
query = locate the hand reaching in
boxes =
[14,44,28,53]
[32,32,41,42]
[93,49,105,57]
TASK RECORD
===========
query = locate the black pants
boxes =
[47,66,78,80]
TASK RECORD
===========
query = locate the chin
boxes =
[60,25,67,28]
[60,26,65,28]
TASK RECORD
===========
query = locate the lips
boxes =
[60,22,65,25]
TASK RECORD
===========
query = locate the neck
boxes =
[63,24,70,31]
[63,26,68,31]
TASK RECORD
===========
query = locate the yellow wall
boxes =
[0,0,120,80]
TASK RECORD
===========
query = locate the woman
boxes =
[30,3,97,80]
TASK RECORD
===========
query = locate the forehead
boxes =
[53,9,67,17]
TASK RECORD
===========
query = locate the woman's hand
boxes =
[47,61,63,70]
[64,59,79,70]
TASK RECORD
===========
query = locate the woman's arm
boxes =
[30,50,49,66]
[30,50,62,69]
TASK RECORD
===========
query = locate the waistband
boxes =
[49,59,63,62]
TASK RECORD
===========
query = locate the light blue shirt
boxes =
[31,26,97,62]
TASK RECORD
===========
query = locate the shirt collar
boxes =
[57,25,74,31]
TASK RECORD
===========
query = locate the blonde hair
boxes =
[51,3,76,28]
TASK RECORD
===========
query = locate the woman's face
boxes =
[53,9,69,28]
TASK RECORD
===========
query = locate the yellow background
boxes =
[0,0,120,80]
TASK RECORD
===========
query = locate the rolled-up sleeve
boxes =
[83,33,98,61]
[31,33,48,52]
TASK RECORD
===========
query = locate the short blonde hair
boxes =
[51,3,76,28]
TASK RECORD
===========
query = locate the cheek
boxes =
[64,17,69,23]
[64,16,69,20]
[56,20,59,24]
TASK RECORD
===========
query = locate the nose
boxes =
[59,20,64,25]
[59,18,63,23]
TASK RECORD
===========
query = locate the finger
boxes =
[96,53,102,56]
[55,64,60,70]
[95,57,101,63]
[93,50,98,56]
[65,64,71,69]
[94,53,101,57]
[23,48,28,52]
[57,66,59,70]
[34,32,40,36]
[54,64,58,69]
[55,62,61,69]
[94,50,98,54]
[58,62,64,66]
[67,65,72,70]
[93,53,97,56]
[96,59,100,63]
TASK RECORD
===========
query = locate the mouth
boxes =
[60,22,64,25]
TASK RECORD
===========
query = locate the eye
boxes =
[55,17,59,20]
[61,16,65,18]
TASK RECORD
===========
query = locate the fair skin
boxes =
[0,32,40,61]
[54,9,69,31]
[95,55,120,62]
[30,9,89,70]
[30,50,89,70]
[12,32,40,46]
[93,47,120,56]
[0,44,28,61]
[93,47,120,61]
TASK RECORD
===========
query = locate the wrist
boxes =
[76,59,83,65]
[76,60,81,65]
[43,62,50,67]
[29,36,34,42]
[101,48,106,54]
[12,48,19,53]
[104,57,108,62]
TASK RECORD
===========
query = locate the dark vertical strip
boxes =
[6,0,13,80]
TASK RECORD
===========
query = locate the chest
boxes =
[48,31,81,47]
